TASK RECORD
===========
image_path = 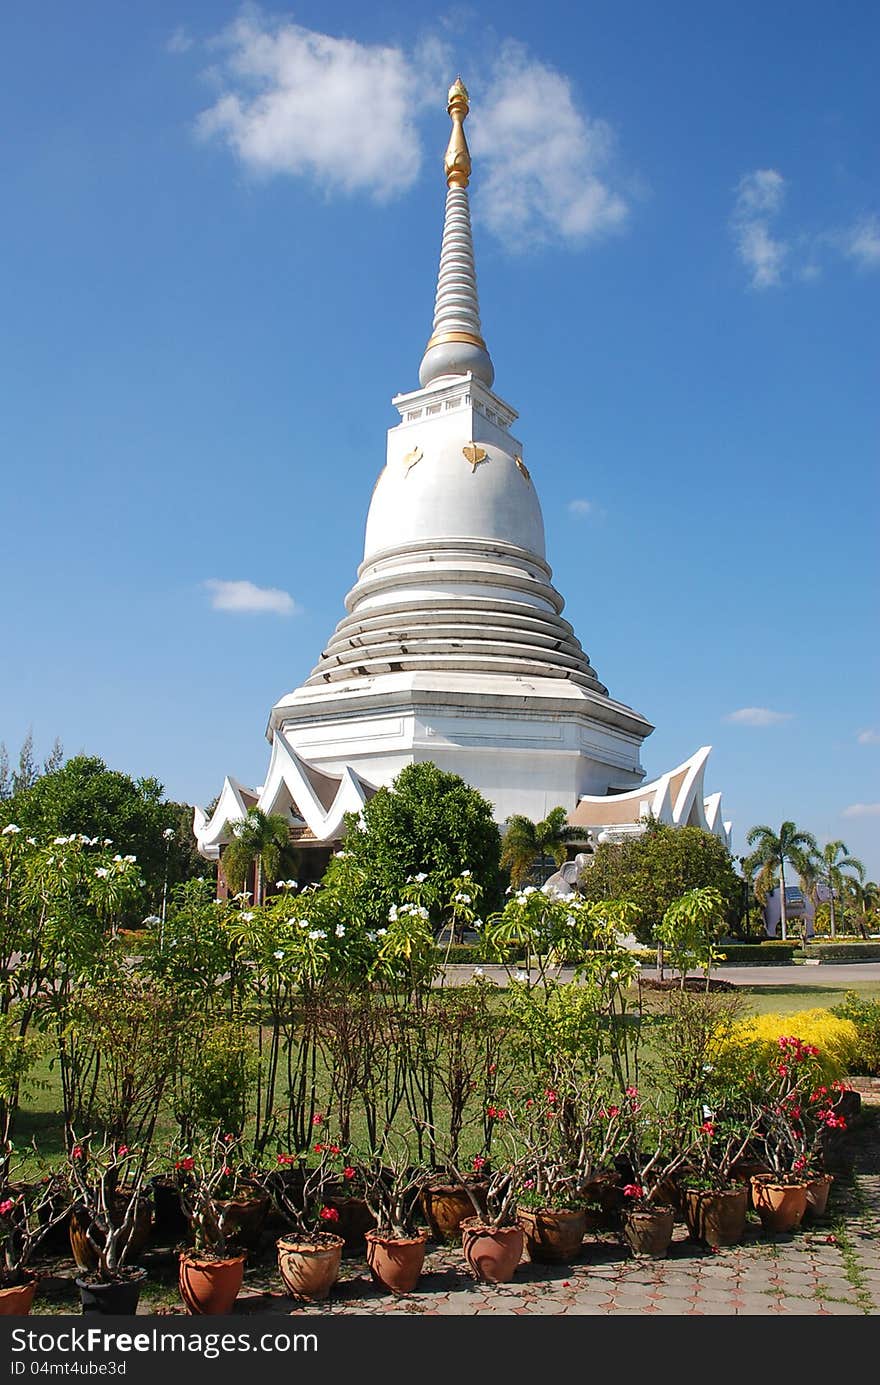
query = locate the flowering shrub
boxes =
[719,1009,859,1082]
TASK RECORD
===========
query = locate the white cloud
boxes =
[204,579,299,615]
[857,728,880,745]
[844,216,880,270]
[196,14,425,200]
[724,707,793,727]
[568,498,595,516]
[842,803,880,819]
[731,170,788,289]
[167,27,194,55]
[470,42,628,252]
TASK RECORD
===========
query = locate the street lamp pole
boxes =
[160,827,175,951]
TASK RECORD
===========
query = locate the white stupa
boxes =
[195,80,729,866]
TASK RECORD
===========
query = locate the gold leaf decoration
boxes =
[402,445,423,476]
[514,455,531,482]
[462,442,488,473]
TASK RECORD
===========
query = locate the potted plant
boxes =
[358,1139,430,1294]
[617,1094,693,1259]
[681,1110,760,1248]
[0,1148,70,1315]
[258,1142,347,1303]
[176,1130,249,1315]
[67,1138,151,1314]
[748,1036,828,1233]
[450,1155,523,1284]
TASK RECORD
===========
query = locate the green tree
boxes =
[500,807,581,887]
[806,840,865,938]
[578,821,742,946]
[220,807,293,904]
[0,755,204,915]
[323,761,503,931]
[745,820,819,942]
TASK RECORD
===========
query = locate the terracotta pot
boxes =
[750,1177,808,1234]
[178,1251,246,1316]
[684,1186,749,1247]
[211,1189,270,1251]
[420,1182,487,1244]
[622,1204,675,1259]
[0,1275,37,1315]
[69,1195,153,1273]
[460,1219,524,1283]
[322,1194,376,1250]
[76,1268,146,1315]
[580,1170,623,1230]
[517,1207,586,1264]
[730,1159,772,1209]
[277,1234,344,1301]
[804,1173,834,1220]
[364,1230,428,1294]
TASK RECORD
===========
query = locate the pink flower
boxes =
[544,1089,558,1104]
[342,1167,356,1181]
[0,1199,14,1217]
[623,1184,644,1199]
[523,1179,535,1191]
[625,1086,639,1099]
[223,1133,235,1143]
[472,1155,486,1173]
[72,1145,84,1159]
[319,1206,340,1222]
[312,1113,325,1127]
[117,1144,129,1156]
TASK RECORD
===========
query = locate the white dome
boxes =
[364,437,545,564]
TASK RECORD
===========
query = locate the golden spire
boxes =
[444,76,471,189]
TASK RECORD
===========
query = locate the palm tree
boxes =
[222,808,292,905]
[500,807,581,888]
[809,840,865,938]
[850,878,879,938]
[746,820,819,942]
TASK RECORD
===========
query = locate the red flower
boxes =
[700,1121,716,1135]
[312,1113,325,1127]
[623,1184,644,1199]
[488,1063,497,1075]
[222,1165,233,1176]
[794,1156,807,1172]
[277,1153,294,1166]
[625,1085,639,1099]
[314,1142,325,1153]
[342,1166,356,1181]
[328,1144,341,1155]
[777,1064,789,1076]
[72,1146,84,1159]
[472,1155,486,1173]
[175,1156,195,1172]
[607,1106,620,1119]
[117,1144,129,1156]
[0,1199,14,1217]
[319,1206,340,1222]
[544,1089,558,1103]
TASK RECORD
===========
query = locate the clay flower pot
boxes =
[211,1189,270,1251]
[460,1219,524,1284]
[69,1195,153,1273]
[518,1207,586,1264]
[580,1170,623,1230]
[622,1204,675,1259]
[178,1251,246,1315]
[804,1173,834,1220]
[750,1177,808,1234]
[684,1186,749,1248]
[76,1268,147,1316]
[277,1234,344,1302]
[0,1275,38,1316]
[364,1230,428,1294]
[421,1181,488,1244]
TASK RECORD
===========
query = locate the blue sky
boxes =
[1,2,877,876]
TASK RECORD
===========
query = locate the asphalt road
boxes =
[442,962,880,987]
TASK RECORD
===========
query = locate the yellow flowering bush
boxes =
[718,1009,858,1083]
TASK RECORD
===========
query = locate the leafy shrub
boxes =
[718,1008,859,1082]
[713,942,799,965]
[832,993,880,1075]
[811,943,880,962]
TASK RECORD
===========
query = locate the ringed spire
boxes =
[419,78,495,390]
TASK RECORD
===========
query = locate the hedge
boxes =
[715,943,799,965]
[810,942,880,962]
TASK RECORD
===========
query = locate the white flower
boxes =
[335,925,345,938]
[53,836,68,846]
[461,870,471,878]
[288,879,298,888]
[142,915,161,926]
[702,1104,715,1120]
[94,867,110,879]
[113,854,123,862]
[515,970,528,982]
[376,928,387,937]
[241,912,254,922]
[473,967,484,977]
[1,824,21,835]
[366,931,377,943]
[387,905,398,921]
[454,893,471,904]
[633,960,642,969]
[308,929,327,941]
[610,970,619,980]
[522,886,537,896]
[414,872,427,883]
[233,891,252,902]
[702,1064,714,1074]
[273,949,284,960]
[162,828,175,841]
[124,855,136,864]
[26,836,37,845]
[473,919,483,930]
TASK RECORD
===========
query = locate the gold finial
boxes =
[445,76,471,188]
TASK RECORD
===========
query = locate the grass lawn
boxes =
[733,979,880,1016]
